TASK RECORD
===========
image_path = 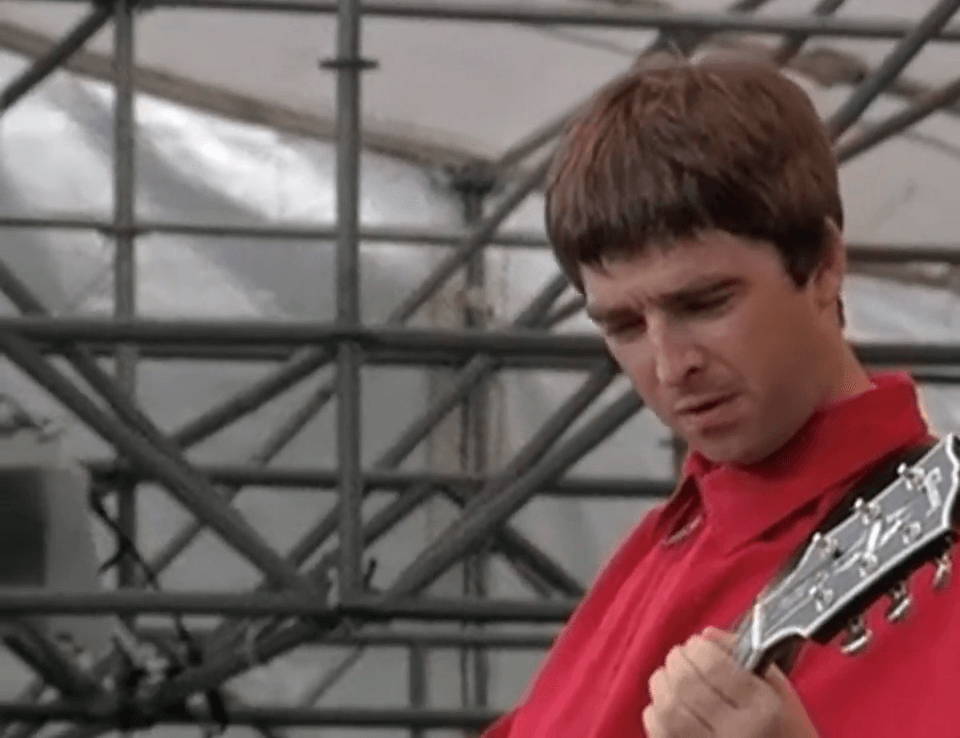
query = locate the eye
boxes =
[680,293,731,315]
[605,318,645,339]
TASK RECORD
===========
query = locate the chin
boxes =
[692,435,768,466]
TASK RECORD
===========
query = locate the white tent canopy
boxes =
[2,0,960,734]
[4,0,960,163]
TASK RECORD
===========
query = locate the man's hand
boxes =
[642,627,818,738]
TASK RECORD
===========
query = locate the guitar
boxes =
[733,433,960,674]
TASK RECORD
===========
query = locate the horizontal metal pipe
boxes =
[0,703,500,729]
[12,318,960,367]
[28,348,960,381]
[1,317,601,352]
[847,244,960,263]
[0,216,550,247]
[127,592,575,704]
[139,624,558,649]
[23,0,960,39]
[0,332,314,591]
[134,159,554,457]
[386,388,642,599]
[4,214,960,262]
[186,371,623,673]
[0,590,576,621]
[86,460,675,498]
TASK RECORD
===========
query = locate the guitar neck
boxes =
[733,607,766,673]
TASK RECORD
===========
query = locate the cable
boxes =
[86,482,230,733]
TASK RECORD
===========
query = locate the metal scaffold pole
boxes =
[328,0,366,601]
[113,0,139,602]
[2,0,960,733]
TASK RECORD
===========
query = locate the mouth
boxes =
[674,393,744,432]
[677,393,738,416]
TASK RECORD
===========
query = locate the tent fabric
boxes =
[1,0,960,730]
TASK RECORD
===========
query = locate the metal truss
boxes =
[2,0,960,734]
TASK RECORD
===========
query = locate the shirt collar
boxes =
[677,371,931,553]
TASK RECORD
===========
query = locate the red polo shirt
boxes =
[487,372,957,737]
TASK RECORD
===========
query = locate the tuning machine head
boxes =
[853,497,882,524]
[897,462,926,489]
[886,581,912,622]
[811,532,841,559]
[840,616,872,656]
[934,551,953,590]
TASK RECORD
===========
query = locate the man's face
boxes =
[581,231,842,465]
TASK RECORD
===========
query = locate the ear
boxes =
[809,218,846,314]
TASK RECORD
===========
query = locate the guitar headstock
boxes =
[734,434,960,673]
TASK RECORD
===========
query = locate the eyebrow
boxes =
[585,276,744,324]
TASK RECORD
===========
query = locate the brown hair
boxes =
[545,52,843,292]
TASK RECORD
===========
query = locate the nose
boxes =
[649,320,704,387]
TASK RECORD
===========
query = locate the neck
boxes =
[820,339,873,406]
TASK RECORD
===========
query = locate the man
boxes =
[483,53,957,736]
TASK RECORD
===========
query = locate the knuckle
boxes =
[649,667,672,706]
[648,668,683,714]
[648,667,667,698]
[664,645,686,673]
[687,635,726,680]
[641,705,656,732]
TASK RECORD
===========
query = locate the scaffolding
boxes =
[2,0,960,733]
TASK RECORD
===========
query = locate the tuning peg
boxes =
[811,532,840,559]
[897,462,926,489]
[853,497,881,523]
[934,552,953,590]
[886,582,912,622]
[840,617,872,656]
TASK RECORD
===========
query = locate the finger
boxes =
[702,626,737,653]
[648,663,712,738]
[684,634,776,710]
[664,643,735,726]
[643,701,712,738]
[641,705,667,738]
[763,662,805,709]
[763,662,793,695]
[762,663,821,736]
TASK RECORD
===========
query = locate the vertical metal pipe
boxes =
[169,278,574,661]
[408,643,427,738]
[332,0,365,599]
[147,388,641,706]
[458,181,490,712]
[113,0,139,599]
[387,155,553,324]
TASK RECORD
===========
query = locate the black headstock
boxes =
[734,435,960,673]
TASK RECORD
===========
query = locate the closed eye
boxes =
[673,291,734,317]
[605,319,645,338]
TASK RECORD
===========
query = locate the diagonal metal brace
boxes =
[0,3,113,116]
[0,331,315,593]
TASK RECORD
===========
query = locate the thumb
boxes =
[763,661,799,699]
[703,627,819,737]
[763,663,820,737]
